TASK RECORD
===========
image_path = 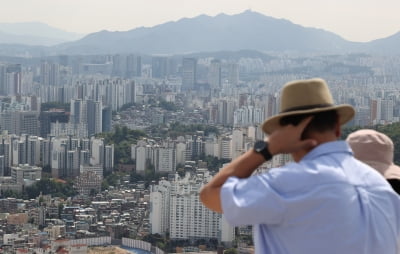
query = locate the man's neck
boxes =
[291,132,338,162]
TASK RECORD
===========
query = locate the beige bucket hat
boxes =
[261,78,355,135]
[346,129,400,180]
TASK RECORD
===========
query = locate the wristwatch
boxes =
[253,140,273,161]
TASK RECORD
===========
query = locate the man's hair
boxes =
[279,110,338,139]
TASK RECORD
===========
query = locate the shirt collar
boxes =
[302,140,353,161]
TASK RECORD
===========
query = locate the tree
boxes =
[24,178,77,199]
[159,100,178,111]
[130,172,143,183]
[200,155,231,171]
[1,189,22,199]
[89,188,98,196]
[224,248,238,254]
[96,125,147,165]
[147,122,219,139]
[41,102,70,112]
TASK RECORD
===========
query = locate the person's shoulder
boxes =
[261,162,317,193]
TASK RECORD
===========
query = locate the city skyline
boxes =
[1,0,400,42]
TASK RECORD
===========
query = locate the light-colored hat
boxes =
[346,129,400,180]
[261,78,355,134]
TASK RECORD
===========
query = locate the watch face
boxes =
[254,140,266,152]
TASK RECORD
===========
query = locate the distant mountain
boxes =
[0,11,400,56]
[54,10,359,55]
[0,22,84,46]
[365,31,400,54]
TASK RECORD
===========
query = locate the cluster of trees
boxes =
[41,101,70,112]
[25,178,77,199]
[101,172,121,191]
[129,160,167,187]
[148,122,219,139]
[158,100,179,111]
[1,178,76,199]
[97,125,147,164]
[146,98,179,112]
[118,102,135,112]
[141,233,219,253]
[198,155,231,171]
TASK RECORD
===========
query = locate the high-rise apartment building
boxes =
[12,137,26,166]
[90,138,104,166]
[0,111,39,136]
[0,64,6,96]
[182,58,197,91]
[126,54,142,78]
[203,136,219,158]
[217,99,236,126]
[149,180,171,234]
[27,136,41,166]
[0,64,22,96]
[208,59,222,89]
[225,62,239,86]
[370,99,378,125]
[153,146,176,173]
[70,99,102,136]
[86,99,103,136]
[378,99,394,123]
[50,136,113,179]
[112,54,124,77]
[219,136,232,160]
[11,164,42,185]
[175,142,186,165]
[104,144,115,174]
[231,129,244,159]
[265,94,278,119]
[0,156,5,177]
[40,62,60,86]
[133,145,147,173]
[102,106,112,133]
[39,110,69,138]
[150,171,234,243]
[152,56,169,79]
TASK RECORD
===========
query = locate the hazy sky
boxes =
[1,0,400,42]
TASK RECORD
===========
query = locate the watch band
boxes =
[254,140,273,161]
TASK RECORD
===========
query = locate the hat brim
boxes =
[365,160,400,180]
[261,104,355,135]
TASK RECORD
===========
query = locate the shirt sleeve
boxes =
[220,175,287,226]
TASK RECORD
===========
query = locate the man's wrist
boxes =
[253,140,273,161]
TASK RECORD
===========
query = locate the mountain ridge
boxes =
[0,22,84,46]
[0,11,399,56]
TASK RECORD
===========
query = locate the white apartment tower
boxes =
[135,146,147,173]
[150,180,171,235]
[150,171,234,243]
[219,136,232,160]
[153,146,176,173]
[90,138,104,166]
[175,142,186,166]
[231,129,244,159]
[377,99,394,123]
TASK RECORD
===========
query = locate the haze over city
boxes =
[1,1,400,253]
[1,0,400,42]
